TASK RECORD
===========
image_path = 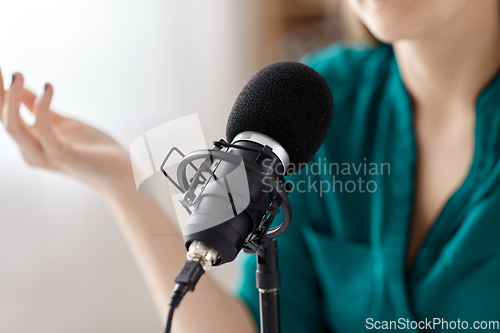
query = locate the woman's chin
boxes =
[365,23,424,44]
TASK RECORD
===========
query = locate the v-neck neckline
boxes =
[385,44,500,312]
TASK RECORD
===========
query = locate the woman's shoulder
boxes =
[301,42,393,92]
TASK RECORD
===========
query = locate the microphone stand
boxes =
[256,239,280,333]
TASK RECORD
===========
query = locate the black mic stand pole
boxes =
[256,239,280,333]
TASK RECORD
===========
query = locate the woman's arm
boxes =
[104,166,257,333]
[1,72,257,333]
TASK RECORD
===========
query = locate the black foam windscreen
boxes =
[226,61,333,173]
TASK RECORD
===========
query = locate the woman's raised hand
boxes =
[1,71,258,333]
[1,72,133,195]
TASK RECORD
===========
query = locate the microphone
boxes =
[164,61,333,333]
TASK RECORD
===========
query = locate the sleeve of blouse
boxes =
[234,172,328,332]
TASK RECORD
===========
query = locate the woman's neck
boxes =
[393,1,500,112]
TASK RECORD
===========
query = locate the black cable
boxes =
[164,306,175,333]
[163,261,206,333]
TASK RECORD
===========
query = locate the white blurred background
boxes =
[0,0,340,332]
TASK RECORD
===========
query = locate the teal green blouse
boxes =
[236,43,500,332]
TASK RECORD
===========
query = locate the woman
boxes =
[2,0,500,331]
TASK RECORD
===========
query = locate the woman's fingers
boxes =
[33,83,62,152]
[22,87,66,124]
[2,73,45,165]
[21,87,37,113]
[3,73,23,133]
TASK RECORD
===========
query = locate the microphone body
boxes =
[183,133,288,265]
[180,58,334,266]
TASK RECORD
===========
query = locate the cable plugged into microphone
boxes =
[165,241,219,333]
